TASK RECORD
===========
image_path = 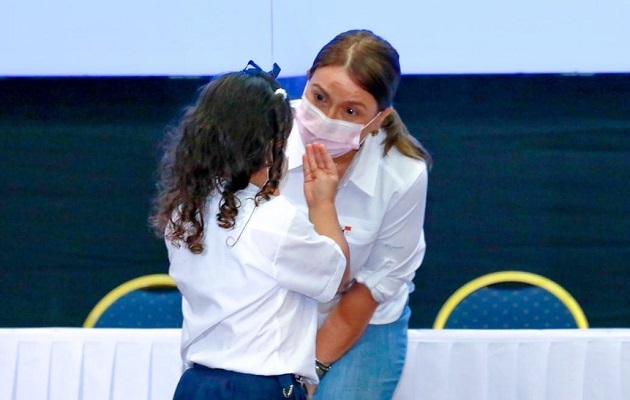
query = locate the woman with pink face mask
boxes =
[281,29,432,399]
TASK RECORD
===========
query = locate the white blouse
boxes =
[167,184,346,383]
[283,110,428,325]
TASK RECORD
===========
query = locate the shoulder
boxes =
[236,196,303,258]
[379,143,428,190]
[255,195,300,229]
[347,133,427,198]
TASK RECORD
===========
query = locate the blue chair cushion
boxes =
[94,288,183,328]
[444,284,577,329]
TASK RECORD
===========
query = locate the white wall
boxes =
[0,0,272,76]
[1,0,629,76]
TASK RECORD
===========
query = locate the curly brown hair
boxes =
[150,71,293,253]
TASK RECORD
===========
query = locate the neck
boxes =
[250,168,268,188]
[333,149,358,178]
[332,149,358,165]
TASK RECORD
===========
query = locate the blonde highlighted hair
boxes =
[308,29,432,167]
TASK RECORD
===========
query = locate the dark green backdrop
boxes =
[1,74,629,328]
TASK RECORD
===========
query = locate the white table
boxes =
[1,328,628,400]
[395,329,630,400]
[0,328,182,400]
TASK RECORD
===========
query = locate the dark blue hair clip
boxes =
[244,60,281,79]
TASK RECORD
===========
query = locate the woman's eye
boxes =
[346,108,356,116]
[314,93,325,102]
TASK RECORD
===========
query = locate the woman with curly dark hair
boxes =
[150,69,350,399]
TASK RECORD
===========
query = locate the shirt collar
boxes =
[287,114,306,170]
[345,132,381,197]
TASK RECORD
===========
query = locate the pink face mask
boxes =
[295,96,380,158]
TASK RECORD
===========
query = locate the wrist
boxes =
[308,199,336,212]
[315,358,332,379]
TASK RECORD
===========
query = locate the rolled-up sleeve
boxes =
[355,166,428,307]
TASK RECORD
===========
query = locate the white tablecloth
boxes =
[1,328,629,400]
[0,328,182,400]
[395,329,630,400]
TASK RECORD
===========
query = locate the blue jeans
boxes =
[313,305,410,400]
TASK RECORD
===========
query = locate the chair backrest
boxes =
[83,274,183,328]
[433,270,589,329]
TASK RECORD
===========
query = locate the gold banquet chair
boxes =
[83,274,183,328]
[433,270,588,329]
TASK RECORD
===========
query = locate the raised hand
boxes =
[303,143,339,207]
[302,143,351,291]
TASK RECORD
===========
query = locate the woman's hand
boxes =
[303,143,339,207]
[305,383,317,399]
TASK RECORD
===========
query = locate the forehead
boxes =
[309,66,377,108]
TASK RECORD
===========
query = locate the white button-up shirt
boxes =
[283,107,428,325]
[167,184,346,382]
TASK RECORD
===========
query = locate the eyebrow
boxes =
[311,83,368,110]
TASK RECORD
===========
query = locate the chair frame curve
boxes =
[83,274,177,328]
[433,270,589,329]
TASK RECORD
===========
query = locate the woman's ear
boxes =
[370,107,393,134]
[378,107,393,126]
